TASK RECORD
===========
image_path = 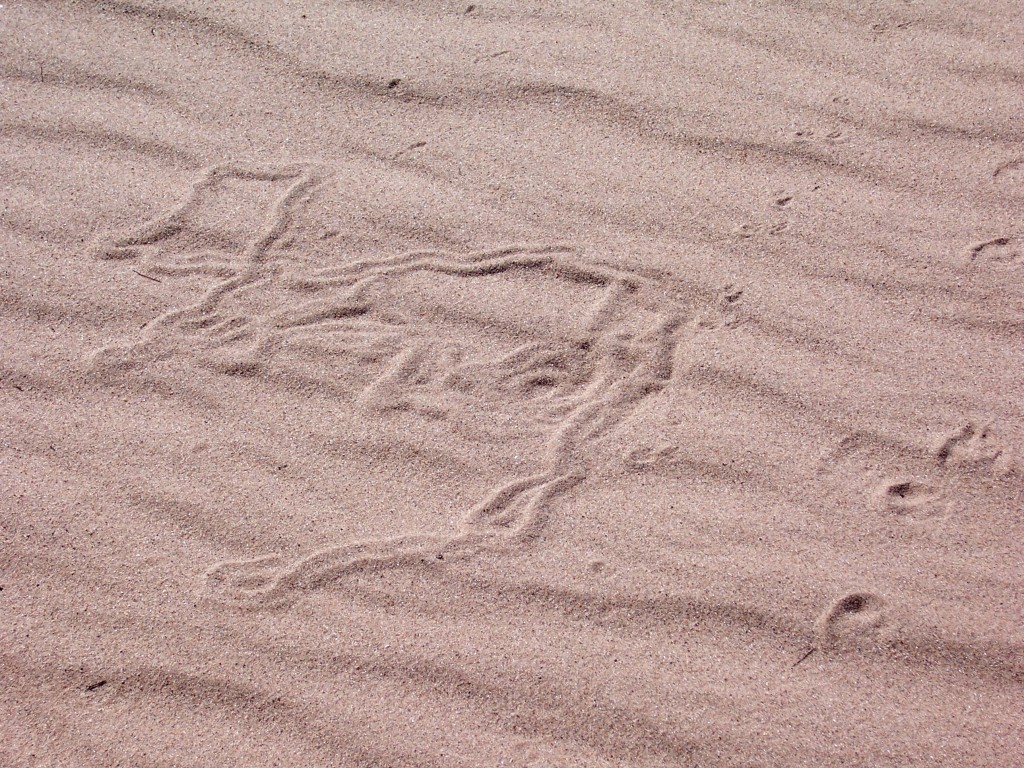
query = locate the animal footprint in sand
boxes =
[695,283,744,330]
[935,422,1019,479]
[88,162,690,609]
[822,433,951,525]
[873,479,948,521]
[827,421,1020,529]
[993,159,1024,192]
[814,592,887,650]
[969,238,1022,270]
[870,20,914,35]
[731,221,788,240]
[790,127,848,145]
[771,192,795,209]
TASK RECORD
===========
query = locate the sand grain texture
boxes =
[2,1,1023,765]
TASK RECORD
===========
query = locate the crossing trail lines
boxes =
[88,162,689,609]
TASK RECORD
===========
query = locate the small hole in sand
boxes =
[837,594,866,613]
[887,481,913,499]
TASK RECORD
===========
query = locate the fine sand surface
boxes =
[2,1,1023,765]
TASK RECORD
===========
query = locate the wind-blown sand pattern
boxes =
[2,1,1023,765]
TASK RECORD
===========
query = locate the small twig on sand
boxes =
[131,269,162,283]
[792,647,816,668]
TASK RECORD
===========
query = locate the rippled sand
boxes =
[2,2,1022,765]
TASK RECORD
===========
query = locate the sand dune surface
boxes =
[2,1,1023,765]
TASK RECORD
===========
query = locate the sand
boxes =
[2,1,1023,765]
